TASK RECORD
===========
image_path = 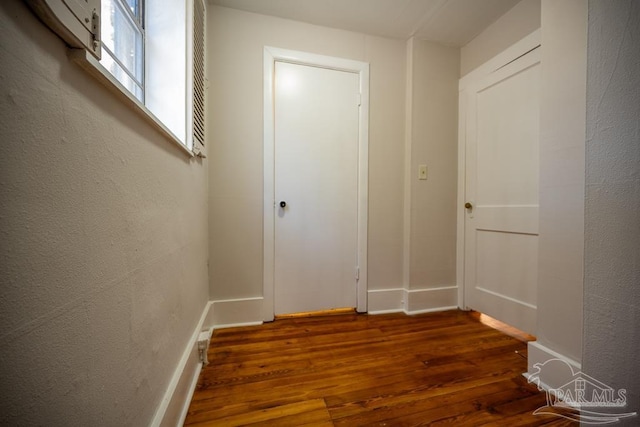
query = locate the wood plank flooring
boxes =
[185,310,575,426]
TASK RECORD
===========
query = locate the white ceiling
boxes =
[208,0,521,46]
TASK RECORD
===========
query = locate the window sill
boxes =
[68,48,195,158]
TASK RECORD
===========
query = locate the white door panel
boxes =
[464,45,541,334]
[274,61,359,315]
[475,65,540,206]
[475,231,538,304]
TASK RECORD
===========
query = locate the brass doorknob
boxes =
[464,202,473,210]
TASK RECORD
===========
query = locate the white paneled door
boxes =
[462,42,541,334]
[273,61,360,316]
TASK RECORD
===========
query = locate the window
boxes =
[100,0,144,101]
[26,0,206,155]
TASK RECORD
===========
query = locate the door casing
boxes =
[263,46,370,321]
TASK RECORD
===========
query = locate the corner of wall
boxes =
[402,37,415,292]
[367,287,458,315]
[582,0,640,415]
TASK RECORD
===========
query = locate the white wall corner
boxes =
[456,87,467,310]
[404,287,458,315]
[524,340,582,393]
[152,301,213,427]
[210,297,264,329]
[367,287,458,315]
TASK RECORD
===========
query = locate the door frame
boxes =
[263,46,370,321]
[456,30,541,310]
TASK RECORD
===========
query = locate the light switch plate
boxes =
[419,164,428,180]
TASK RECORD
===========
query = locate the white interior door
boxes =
[463,44,541,334]
[274,61,360,316]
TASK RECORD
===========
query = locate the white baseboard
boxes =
[174,362,203,426]
[209,297,264,328]
[405,287,458,314]
[367,288,404,314]
[525,341,582,392]
[405,305,459,315]
[367,287,458,315]
[152,301,213,427]
[151,297,265,427]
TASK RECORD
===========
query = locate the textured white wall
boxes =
[583,0,640,421]
[0,1,209,425]
[207,6,406,300]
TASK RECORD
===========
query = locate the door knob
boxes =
[464,202,473,210]
[280,201,286,208]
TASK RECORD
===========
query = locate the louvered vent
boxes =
[192,0,206,148]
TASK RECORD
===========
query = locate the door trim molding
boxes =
[456,29,541,311]
[263,46,370,321]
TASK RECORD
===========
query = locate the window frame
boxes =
[100,0,145,102]
[26,0,205,158]
[70,48,194,157]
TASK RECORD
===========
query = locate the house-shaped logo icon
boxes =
[528,358,637,424]
[551,372,625,408]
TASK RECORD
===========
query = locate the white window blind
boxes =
[192,0,206,152]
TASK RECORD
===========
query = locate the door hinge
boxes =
[355,266,360,281]
[91,9,100,51]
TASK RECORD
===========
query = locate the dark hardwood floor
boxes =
[185,310,575,426]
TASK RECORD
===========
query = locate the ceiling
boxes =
[208,0,521,46]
